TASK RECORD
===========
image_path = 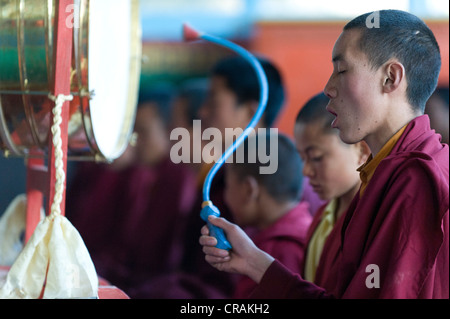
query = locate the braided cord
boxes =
[48,94,73,218]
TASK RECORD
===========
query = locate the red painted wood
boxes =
[25,151,47,243]
[25,0,74,240]
[98,287,131,299]
[47,0,74,217]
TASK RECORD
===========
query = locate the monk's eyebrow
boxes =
[332,54,343,63]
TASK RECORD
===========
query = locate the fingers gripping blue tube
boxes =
[184,24,269,250]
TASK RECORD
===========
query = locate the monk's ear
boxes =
[243,175,260,202]
[237,100,260,127]
[382,60,405,94]
[241,100,258,120]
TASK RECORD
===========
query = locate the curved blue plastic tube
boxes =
[200,33,269,203]
[196,32,269,250]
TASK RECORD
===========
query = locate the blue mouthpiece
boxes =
[200,203,232,251]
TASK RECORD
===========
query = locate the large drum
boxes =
[0,0,141,162]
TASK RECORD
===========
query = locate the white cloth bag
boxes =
[0,95,98,299]
[0,213,99,299]
[0,195,31,266]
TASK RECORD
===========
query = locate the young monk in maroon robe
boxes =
[294,92,370,290]
[224,133,312,298]
[200,10,449,299]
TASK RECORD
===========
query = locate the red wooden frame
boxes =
[25,0,74,242]
[18,0,130,299]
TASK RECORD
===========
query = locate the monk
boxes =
[295,92,370,291]
[225,133,312,298]
[199,10,449,298]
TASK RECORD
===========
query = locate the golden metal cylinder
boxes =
[0,0,141,161]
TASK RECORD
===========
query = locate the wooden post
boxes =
[25,0,74,242]
[25,151,47,242]
[47,0,74,216]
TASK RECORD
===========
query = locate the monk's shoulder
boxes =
[384,151,448,206]
[387,150,447,181]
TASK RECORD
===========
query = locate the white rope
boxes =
[48,93,73,219]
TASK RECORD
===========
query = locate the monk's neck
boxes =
[365,111,418,156]
[256,200,298,230]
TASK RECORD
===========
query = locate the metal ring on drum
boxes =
[0,0,142,162]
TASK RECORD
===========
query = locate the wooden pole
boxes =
[25,0,74,242]
[47,0,74,216]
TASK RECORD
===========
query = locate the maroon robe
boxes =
[233,202,312,298]
[133,167,240,299]
[66,162,134,256]
[303,202,346,295]
[66,157,197,297]
[251,115,449,299]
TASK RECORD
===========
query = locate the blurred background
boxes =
[138,0,449,136]
[1,0,449,214]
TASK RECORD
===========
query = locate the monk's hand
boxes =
[199,215,274,284]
